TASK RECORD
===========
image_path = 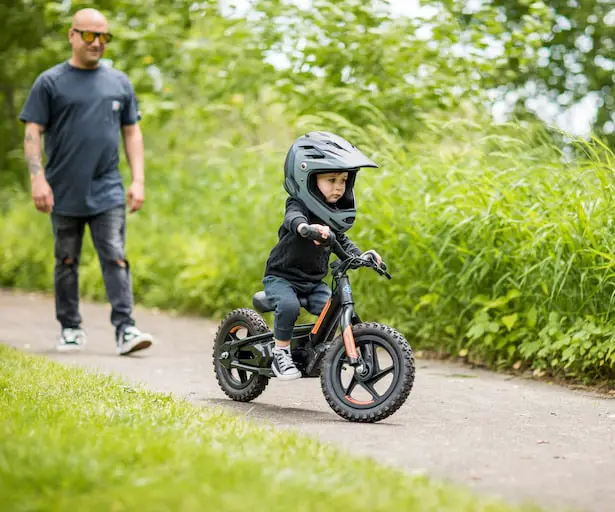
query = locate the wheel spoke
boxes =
[359,380,380,400]
[238,370,248,384]
[366,365,395,387]
[361,342,380,373]
[344,374,359,396]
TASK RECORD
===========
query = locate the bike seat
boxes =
[252,291,309,313]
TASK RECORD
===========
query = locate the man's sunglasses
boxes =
[72,28,113,44]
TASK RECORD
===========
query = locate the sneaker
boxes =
[116,326,153,356]
[57,328,87,352]
[271,345,301,381]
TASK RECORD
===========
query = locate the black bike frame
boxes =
[223,270,362,378]
[312,274,361,364]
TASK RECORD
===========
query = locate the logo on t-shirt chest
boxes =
[111,100,121,111]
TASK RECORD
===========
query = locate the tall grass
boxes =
[2,103,615,384]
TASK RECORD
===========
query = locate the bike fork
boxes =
[341,308,359,365]
[338,276,359,365]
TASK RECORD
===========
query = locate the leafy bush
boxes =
[2,102,615,385]
[4,1,615,386]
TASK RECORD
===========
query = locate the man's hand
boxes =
[122,124,145,213]
[127,181,144,213]
[31,175,54,214]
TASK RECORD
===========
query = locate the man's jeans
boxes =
[51,206,135,334]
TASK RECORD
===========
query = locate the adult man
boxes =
[19,8,154,355]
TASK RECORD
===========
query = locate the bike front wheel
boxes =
[320,322,415,423]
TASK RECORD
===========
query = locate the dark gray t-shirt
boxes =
[19,61,140,216]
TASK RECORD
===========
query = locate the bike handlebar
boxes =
[299,228,391,279]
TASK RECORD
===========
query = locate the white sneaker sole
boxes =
[56,343,84,352]
[271,366,302,381]
[117,337,153,356]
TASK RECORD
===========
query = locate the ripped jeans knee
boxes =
[114,258,127,268]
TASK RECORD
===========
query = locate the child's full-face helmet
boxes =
[283,131,378,232]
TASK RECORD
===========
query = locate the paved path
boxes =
[2,289,614,511]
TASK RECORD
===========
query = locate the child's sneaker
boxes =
[116,326,153,356]
[57,328,87,352]
[271,345,301,381]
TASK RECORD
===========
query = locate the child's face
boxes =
[316,172,348,204]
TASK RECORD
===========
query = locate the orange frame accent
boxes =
[342,325,358,360]
[311,299,332,334]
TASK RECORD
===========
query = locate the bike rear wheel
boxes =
[320,322,415,422]
[212,308,271,402]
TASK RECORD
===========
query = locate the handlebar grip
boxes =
[300,225,328,243]
[373,262,391,279]
[300,226,342,249]
[361,252,390,279]
[361,251,385,268]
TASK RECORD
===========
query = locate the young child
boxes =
[263,131,383,380]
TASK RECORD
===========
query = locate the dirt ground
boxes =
[2,288,614,512]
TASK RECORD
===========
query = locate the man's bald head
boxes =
[72,8,108,28]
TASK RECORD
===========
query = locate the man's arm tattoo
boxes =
[24,130,43,177]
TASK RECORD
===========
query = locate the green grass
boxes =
[0,344,541,512]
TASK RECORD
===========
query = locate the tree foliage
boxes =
[0,0,529,188]
[3,0,615,179]
[453,0,615,141]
